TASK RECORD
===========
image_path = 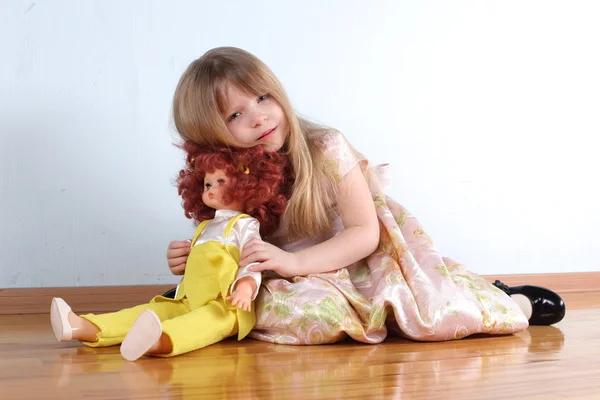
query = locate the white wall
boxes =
[1,0,599,288]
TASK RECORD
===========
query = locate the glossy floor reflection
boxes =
[1,292,598,400]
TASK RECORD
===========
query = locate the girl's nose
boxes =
[252,112,267,128]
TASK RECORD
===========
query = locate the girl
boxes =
[51,146,290,360]
[167,47,565,345]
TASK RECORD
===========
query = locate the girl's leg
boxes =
[120,299,238,360]
[511,294,533,319]
[492,280,565,325]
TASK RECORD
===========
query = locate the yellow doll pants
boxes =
[80,296,238,357]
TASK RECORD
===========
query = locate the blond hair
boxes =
[172,47,339,240]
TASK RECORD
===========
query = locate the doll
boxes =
[50,144,290,361]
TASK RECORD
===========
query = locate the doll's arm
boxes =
[227,276,257,312]
[230,218,262,302]
[230,263,262,300]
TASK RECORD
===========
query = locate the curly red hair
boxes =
[176,141,292,237]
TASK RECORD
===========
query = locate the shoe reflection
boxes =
[524,326,565,353]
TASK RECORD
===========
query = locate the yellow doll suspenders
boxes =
[188,213,251,248]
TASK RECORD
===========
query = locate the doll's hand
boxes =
[167,240,191,275]
[239,238,300,278]
[227,278,255,312]
[227,290,252,312]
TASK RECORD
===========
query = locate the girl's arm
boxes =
[293,163,380,274]
[241,163,379,277]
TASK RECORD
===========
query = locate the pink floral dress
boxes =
[249,130,528,345]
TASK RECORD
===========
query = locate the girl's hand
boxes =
[167,240,191,275]
[239,238,300,278]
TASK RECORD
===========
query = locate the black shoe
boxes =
[493,280,566,325]
[162,287,177,299]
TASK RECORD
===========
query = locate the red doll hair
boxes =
[176,141,292,237]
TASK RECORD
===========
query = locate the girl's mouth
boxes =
[258,127,277,141]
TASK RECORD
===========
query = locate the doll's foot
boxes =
[493,280,566,325]
[120,310,163,361]
[50,298,74,342]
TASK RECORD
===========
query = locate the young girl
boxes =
[51,146,290,360]
[167,47,565,345]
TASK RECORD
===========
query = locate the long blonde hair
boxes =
[172,47,339,240]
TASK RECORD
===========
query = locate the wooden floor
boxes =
[2,291,599,400]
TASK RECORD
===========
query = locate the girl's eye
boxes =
[228,112,241,122]
[258,94,270,102]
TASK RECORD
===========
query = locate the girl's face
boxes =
[223,85,289,152]
[202,170,243,211]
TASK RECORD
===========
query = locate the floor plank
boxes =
[1,292,599,400]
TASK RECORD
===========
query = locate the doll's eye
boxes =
[217,179,226,185]
[204,183,212,190]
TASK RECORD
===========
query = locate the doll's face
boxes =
[202,170,244,211]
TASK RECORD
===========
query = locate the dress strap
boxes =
[223,213,250,237]
[190,219,212,248]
